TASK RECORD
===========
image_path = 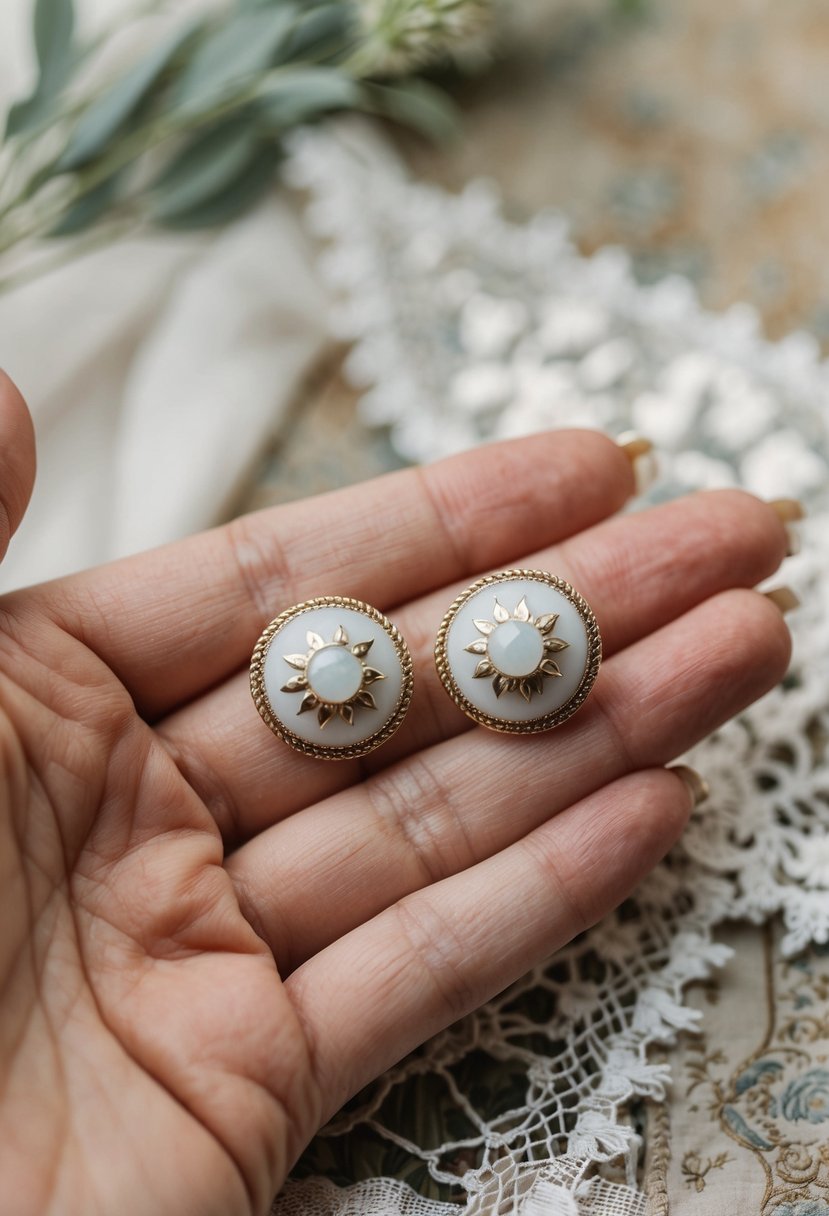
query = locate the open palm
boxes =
[0,371,793,1215]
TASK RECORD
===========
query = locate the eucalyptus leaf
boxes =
[365,79,461,144]
[5,0,75,137]
[49,170,125,236]
[56,20,201,172]
[171,8,298,116]
[282,4,353,60]
[157,146,280,230]
[256,68,361,129]
[4,93,50,139]
[149,119,262,221]
[34,0,75,94]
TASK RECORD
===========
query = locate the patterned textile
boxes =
[646,921,829,1213]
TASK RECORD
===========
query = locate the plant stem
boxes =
[0,44,367,258]
[0,213,143,294]
[83,0,172,57]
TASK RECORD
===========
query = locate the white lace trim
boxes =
[273,124,829,1216]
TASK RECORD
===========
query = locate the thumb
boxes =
[0,370,36,565]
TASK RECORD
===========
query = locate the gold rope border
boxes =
[434,569,602,734]
[250,596,414,760]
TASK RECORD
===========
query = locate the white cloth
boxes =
[0,0,329,592]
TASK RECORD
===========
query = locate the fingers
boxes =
[41,430,635,717]
[228,588,791,969]
[163,488,790,844]
[284,766,697,1120]
[0,371,36,566]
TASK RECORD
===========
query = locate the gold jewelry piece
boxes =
[250,596,413,759]
[435,570,602,733]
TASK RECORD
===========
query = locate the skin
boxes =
[0,368,793,1215]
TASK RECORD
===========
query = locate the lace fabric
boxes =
[273,125,829,1215]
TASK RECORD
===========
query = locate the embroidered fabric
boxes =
[274,126,829,1215]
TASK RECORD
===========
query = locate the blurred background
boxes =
[1,0,828,592]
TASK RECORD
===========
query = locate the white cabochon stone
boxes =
[262,605,406,748]
[306,645,364,704]
[445,576,592,725]
[487,619,544,677]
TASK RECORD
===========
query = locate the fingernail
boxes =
[768,499,805,557]
[617,432,658,495]
[763,586,801,615]
[784,526,801,556]
[768,498,806,523]
[669,765,710,809]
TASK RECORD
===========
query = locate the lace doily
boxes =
[273,127,829,1216]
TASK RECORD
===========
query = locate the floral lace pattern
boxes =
[274,126,829,1215]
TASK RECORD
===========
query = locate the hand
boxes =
[0,370,792,1215]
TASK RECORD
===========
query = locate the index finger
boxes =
[34,430,641,717]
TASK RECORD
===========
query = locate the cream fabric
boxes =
[0,0,329,592]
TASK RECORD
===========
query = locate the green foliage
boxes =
[0,0,475,275]
[156,146,282,229]
[282,5,355,60]
[149,116,264,221]
[170,8,297,115]
[255,68,364,129]
[57,21,203,171]
[364,78,460,143]
[49,170,126,236]
[34,0,76,96]
[5,0,76,136]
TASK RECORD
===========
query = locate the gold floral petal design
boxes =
[463,593,572,704]
[544,637,569,653]
[278,624,388,732]
[465,639,488,655]
[534,613,559,635]
[493,674,509,698]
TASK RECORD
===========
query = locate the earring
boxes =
[250,596,413,759]
[434,570,601,733]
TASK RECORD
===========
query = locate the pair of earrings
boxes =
[249,569,602,760]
